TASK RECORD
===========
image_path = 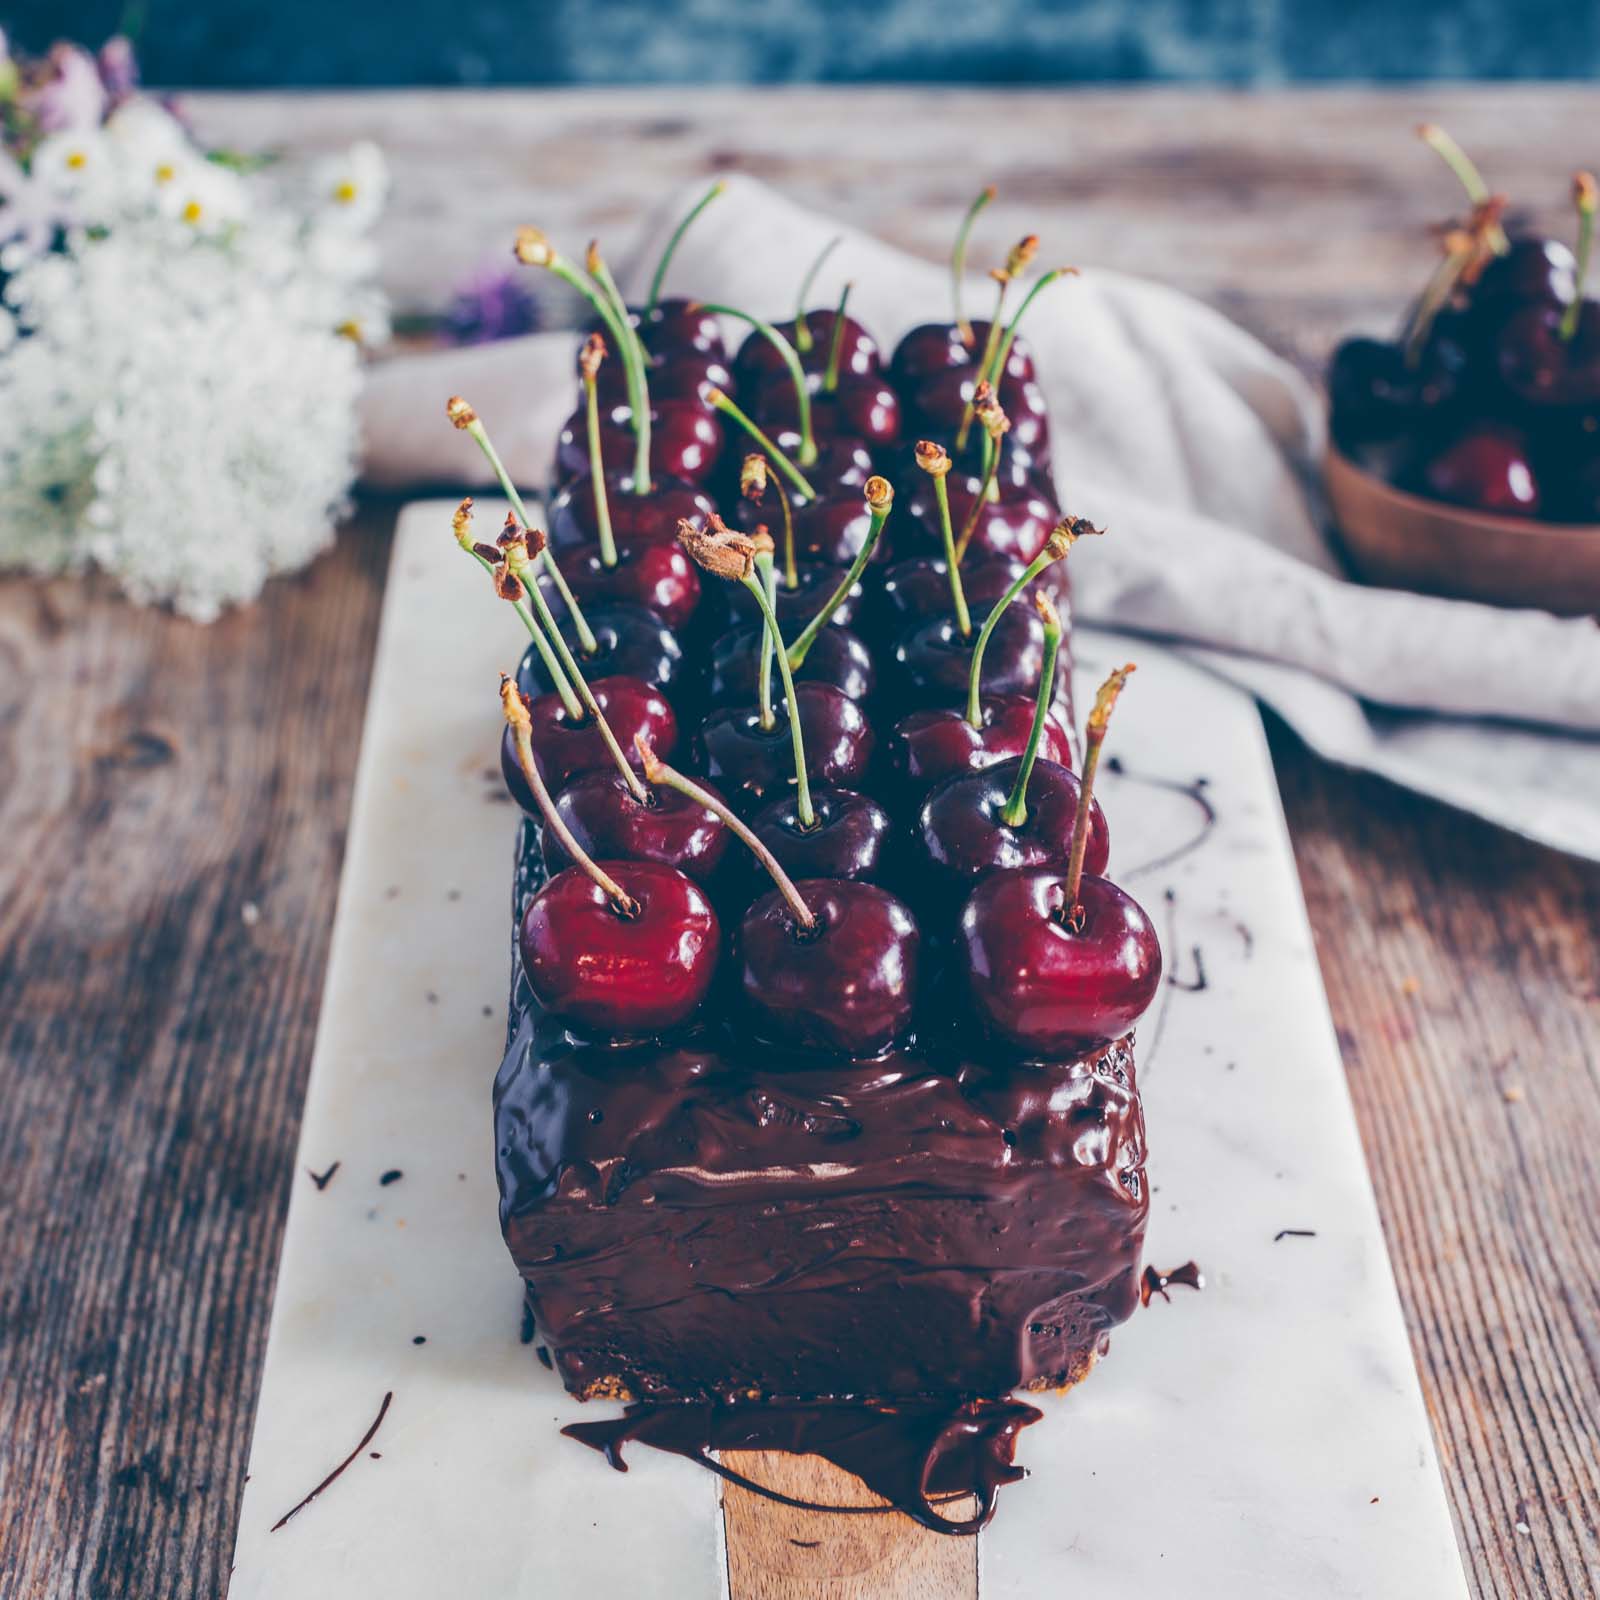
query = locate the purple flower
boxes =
[23,43,106,134]
[97,36,139,102]
[444,265,541,346]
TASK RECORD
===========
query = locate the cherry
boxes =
[736,310,880,384]
[877,554,1030,625]
[516,602,683,699]
[1474,236,1577,314]
[560,540,702,632]
[750,787,892,883]
[892,318,1036,387]
[1498,301,1600,408]
[906,366,1051,466]
[888,696,1071,793]
[1327,336,1461,450]
[554,398,722,487]
[1421,425,1541,515]
[708,621,875,705]
[548,476,714,552]
[740,878,919,1055]
[792,494,895,566]
[728,562,863,631]
[960,663,1160,1056]
[893,607,1044,703]
[696,684,873,808]
[500,674,677,807]
[754,370,901,448]
[595,348,733,409]
[502,679,719,1036]
[544,769,730,886]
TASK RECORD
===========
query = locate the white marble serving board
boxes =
[229,502,1468,1598]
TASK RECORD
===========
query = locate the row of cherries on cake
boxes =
[448,196,1160,1067]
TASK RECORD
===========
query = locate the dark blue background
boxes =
[11,0,1600,84]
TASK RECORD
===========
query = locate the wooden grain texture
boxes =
[1,86,1598,1600]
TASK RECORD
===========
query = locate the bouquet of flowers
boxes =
[0,32,388,620]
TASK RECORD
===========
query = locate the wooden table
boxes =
[2,88,1597,1600]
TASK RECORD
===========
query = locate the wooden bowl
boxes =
[1325,444,1600,616]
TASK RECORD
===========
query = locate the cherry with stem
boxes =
[952,184,996,346]
[644,179,724,314]
[785,475,892,671]
[579,335,618,567]
[917,440,971,637]
[696,304,817,466]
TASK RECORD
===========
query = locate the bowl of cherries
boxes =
[1326,125,1600,617]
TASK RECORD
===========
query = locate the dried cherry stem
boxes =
[635,735,817,932]
[822,281,853,392]
[644,179,724,313]
[999,592,1063,828]
[512,228,653,493]
[452,498,581,720]
[741,451,797,589]
[587,241,657,492]
[1561,171,1596,343]
[986,265,1076,398]
[1415,123,1509,255]
[956,384,1009,561]
[579,335,618,567]
[677,516,815,829]
[502,676,640,916]
[447,395,601,655]
[964,517,1098,729]
[1062,662,1135,925]
[917,440,970,638]
[697,304,817,465]
[792,235,841,354]
[787,476,892,671]
[705,387,818,500]
[952,185,996,345]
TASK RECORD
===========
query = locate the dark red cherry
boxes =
[500,675,677,808]
[1328,336,1461,450]
[561,541,702,631]
[749,787,891,883]
[520,860,719,1034]
[917,759,1108,892]
[962,869,1161,1056]
[636,299,727,360]
[1473,237,1577,314]
[707,622,875,705]
[1497,301,1600,409]
[755,371,902,448]
[696,683,875,808]
[904,482,1059,565]
[893,607,1047,704]
[727,562,863,631]
[516,604,682,699]
[890,321,1033,386]
[877,554,1029,624]
[739,878,918,1055]
[544,770,729,885]
[1421,425,1541,515]
[792,494,895,566]
[888,696,1071,792]
[554,399,723,487]
[548,475,715,552]
[728,433,876,506]
[907,367,1051,465]
[735,313,880,384]
[595,349,733,409]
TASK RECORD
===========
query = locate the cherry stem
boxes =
[964,521,1087,727]
[502,676,640,918]
[952,185,996,344]
[955,277,1010,452]
[1403,246,1470,368]
[986,266,1075,397]
[635,735,816,932]
[706,387,818,500]
[1414,124,1510,256]
[823,281,852,393]
[778,480,798,588]
[924,460,971,638]
[515,232,654,493]
[956,391,1008,562]
[581,343,618,568]
[1561,171,1597,343]
[587,245,656,492]
[456,411,601,657]
[792,236,841,354]
[453,499,581,721]
[755,547,778,731]
[788,478,892,670]
[999,593,1062,829]
[698,304,817,465]
[738,571,816,830]
[1063,663,1135,921]
[644,179,724,314]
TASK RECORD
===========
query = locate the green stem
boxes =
[792,236,841,354]
[738,572,815,829]
[965,547,1061,728]
[823,281,852,393]
[787,486,891,670]
[470,547,581,721]
[1403,248,1469,368]
[986,267,1074,404]
[463,418,600,656]
[645,179,724,313]
[933,473,971,639]
[698,304,817,466]
[955,278,1010,451]
[1416,124,1509,254]
[999,603,1062,828]
[755,550,777,732]
[708,389,817,500]
[583,365,618,568]
[1561,174,1596,343]
[779,489,798,589]
[588,249,656,492]
[954,447,1001,566]
[952,185,996,345]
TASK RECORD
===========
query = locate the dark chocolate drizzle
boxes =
[1139,1260,1205,1306]
[269,1391,393,1532]
[1105,759,1218,878]
[308,1161,340,1191]
[562,1395,1042,1535]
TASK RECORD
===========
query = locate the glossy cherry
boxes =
[1497,300,1600,409]
[892,320,1035,387]
[1421,426,1541,515]
[792,494,895,566]
[735,311,880,384]
[1327,336,1462,450]
[727,562,863,631]
[907,366,1051,467]
[739,878,918,1055]
[696,682,874,808]
[754,370,902,448]
[595,348,733,409]
[888,696,1071,792]
[500,675,677,808]
[544,770,729,885]
[521,861,719,1034]
[555,399,723,488]
[708,621,875,705]
[1473,236,1577,314]
[893,606,1046,704]
[901,478,1059,566]
[516,603,683,699]
[749,787,892,883]
[877,555,1030,624]
[961,870,1160,1056]
[560,541,702,631]
[548,476,715,552]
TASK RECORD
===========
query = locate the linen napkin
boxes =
[361,175,1600,862]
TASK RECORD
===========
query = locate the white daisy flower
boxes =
[310,140,388,232]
